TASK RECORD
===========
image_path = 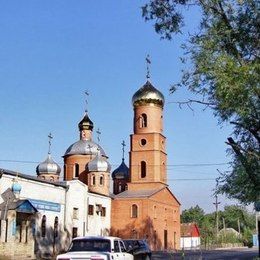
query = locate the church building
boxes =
[111,78,181,250]
[0,63,181,258]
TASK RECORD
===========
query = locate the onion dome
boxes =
[12,180,22,194]
[36,154,61,176]
[132,80,165,107]
[78,113,93,131]
[87,151,111,172]
[112,159,129,180]
[64,140,106,157]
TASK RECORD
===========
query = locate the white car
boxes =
[56,236,134,260]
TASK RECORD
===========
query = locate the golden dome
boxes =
[132,80,164,107]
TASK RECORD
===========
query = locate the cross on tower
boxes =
[84,90,89,113]
[145,54,151,79]
[48,133,53,154]
[96,128,101,144]
[121,140,126,160]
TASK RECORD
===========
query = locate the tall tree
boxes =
[181,205,205,226]
[142,0,260,204]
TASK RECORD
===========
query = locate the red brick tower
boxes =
[128,79,167,191]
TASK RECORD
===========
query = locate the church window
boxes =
[75,163,79,178]
[92,175,96,185]
[100,175,104,185]
[140,113,147,128]
[131,204,138,218]
[88,205,94,215]
[118,183,122,192]
[140,139,147,146]
[154,205,157,219]
[54,216,58,238]
[72,227,78,238]
[41,215,46,237]
[141,161,146,178]
[73,208,79,219]
[101,207,106,217]
[49,176,54,181]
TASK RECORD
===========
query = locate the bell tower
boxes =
[128,60,167,190]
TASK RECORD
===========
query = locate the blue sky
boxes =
[0,1,239,212]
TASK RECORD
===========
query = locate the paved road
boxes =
[152,248,259,260]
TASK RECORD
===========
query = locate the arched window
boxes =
[100,175,104,186]
[140,113,147,128]
[75,163,79,178]
[49,176,54,181]
[154,205,157,219]
[92,175,96,186]
[141,161,146,178]
[118,183,122,192]
[41,215,46,237]
[131,204,138,218]
[54,216,58,238]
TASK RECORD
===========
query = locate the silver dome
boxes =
[87,152,111,172]
[64,140,107,157]
[36,154,61,176]
[132,80,165,107]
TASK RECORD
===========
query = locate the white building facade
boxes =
[0,169,111,259]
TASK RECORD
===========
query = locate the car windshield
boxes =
[68,239,111,252]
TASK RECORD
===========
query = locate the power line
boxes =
[0,159,230,167]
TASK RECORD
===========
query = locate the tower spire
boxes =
[121,140,126,161]
[145,54,151,80]
[48,132,53,154]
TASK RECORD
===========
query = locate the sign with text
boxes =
[29,199,61,212]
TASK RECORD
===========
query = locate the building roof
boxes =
[111,159,129,180]
[0,168,67,188]
[181,223,200,237]
[64,139,107,157]
[36,153,61,176]
[132,80,165,107]
[114,187,165,199]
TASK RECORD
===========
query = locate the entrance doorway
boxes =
[164,230,168,249]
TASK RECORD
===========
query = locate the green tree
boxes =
[142,1,260,204]
[220,205,255,232]
[181,205,205,226]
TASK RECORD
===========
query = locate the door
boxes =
[164,230,168,250]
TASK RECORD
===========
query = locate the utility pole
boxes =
[213,178,221,241]
[222,217,226,242]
